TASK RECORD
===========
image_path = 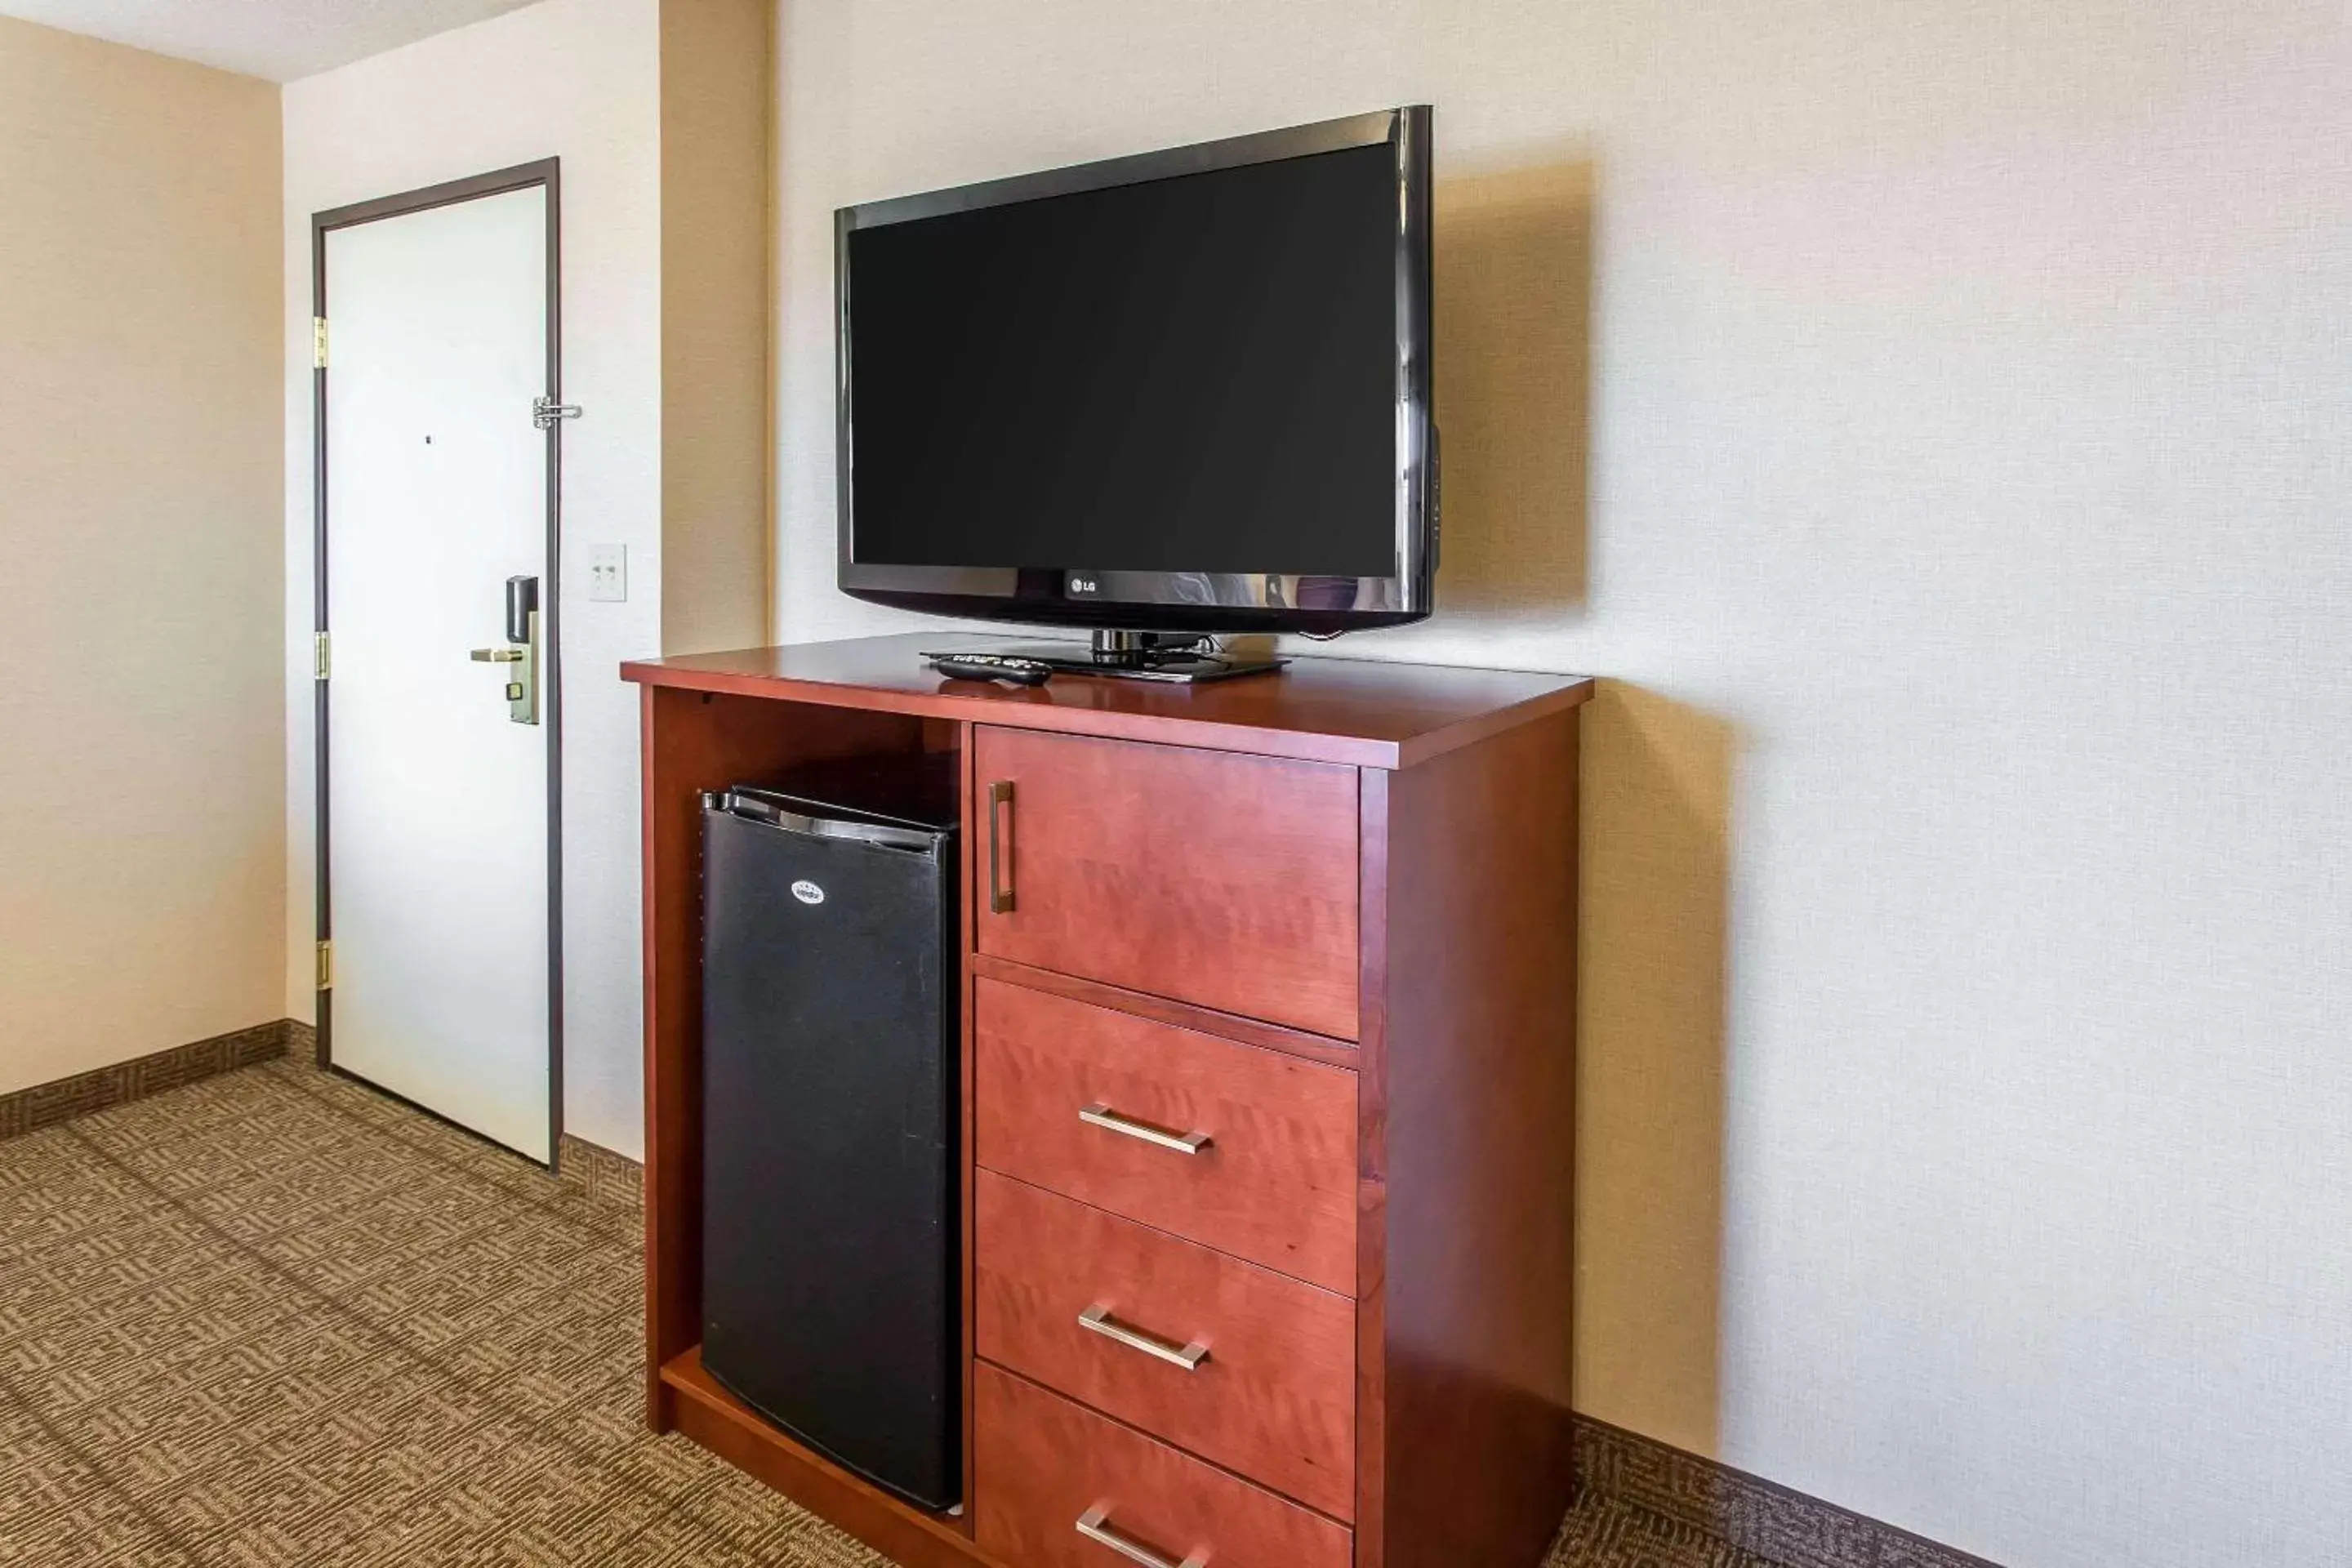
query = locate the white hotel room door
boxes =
[316,168,563,1164]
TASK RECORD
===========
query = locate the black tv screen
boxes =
[836,107,1434,635]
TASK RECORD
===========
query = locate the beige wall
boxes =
[659,0,773,657]
[0,18,285,1093]
[769,3,2352,1565]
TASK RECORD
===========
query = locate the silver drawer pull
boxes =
[1076,1503,1209,1568]
[1080,1102,1211,1155]
[1079,1303,1210,1371]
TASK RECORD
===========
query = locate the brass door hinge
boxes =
[313,317,328,368]
[315,940,333,991]
[314,631,330,679]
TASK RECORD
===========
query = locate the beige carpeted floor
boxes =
[0,1058,1768,1567]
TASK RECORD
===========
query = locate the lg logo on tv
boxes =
[1067,575,1098,595]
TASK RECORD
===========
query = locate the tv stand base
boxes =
[933,630,1287,684]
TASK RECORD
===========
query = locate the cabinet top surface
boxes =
[621,633,1592,768]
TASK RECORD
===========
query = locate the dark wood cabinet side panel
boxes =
[1354,765,1392,1568]
[957,726,981,1517]
[1354,1176,1390,1568]
[640,684,696,1426]
[639,686,936,1427]
[1376,712,1581,1568]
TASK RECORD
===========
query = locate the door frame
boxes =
[311,158,565,1168]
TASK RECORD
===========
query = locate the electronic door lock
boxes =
[470,576,541,725]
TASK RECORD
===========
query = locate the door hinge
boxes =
[532,395,582,430]
[314,940,333,991]
[313,317,328,369]
[314,631,330,679]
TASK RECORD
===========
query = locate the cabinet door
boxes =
[973,728,1360,1039]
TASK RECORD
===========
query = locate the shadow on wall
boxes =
[1431,152,1731,1462]
[1575,682,1736,1460]
[1430,155,1594,618]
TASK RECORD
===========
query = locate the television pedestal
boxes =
[621,631,1594,1568]
[940,630,1289,684]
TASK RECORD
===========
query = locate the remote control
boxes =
[928,653,1054,688]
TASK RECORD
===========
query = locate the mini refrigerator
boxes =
[698,755,960,1509]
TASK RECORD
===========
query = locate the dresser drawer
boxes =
[976,1172,1355,1518]
[976,1363,1352,1568]
[973,727,1361,1039]
[973,977,1357,1293]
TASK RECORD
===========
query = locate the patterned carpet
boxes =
[0,1058,1770,1567]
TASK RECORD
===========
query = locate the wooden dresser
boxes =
[622,633,1592,1568]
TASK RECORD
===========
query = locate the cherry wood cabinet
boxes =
[623,632,1592,1568]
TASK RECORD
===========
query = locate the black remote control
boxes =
[928,653,1054,687]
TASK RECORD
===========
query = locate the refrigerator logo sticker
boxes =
[791,880,826,906]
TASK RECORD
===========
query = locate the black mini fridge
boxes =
[699,755,959,1509]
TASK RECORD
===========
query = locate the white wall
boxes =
[0,17,284,1093]
[282,0,660,1156]
[770,3,2352,1566]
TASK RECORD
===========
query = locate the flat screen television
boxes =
[835,106,1436,646]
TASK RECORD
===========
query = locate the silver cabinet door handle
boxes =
[1080,1103,1210,1155]
[1076,1503,1209,1568]
[1079,1303,1209,1371]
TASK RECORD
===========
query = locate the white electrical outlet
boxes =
[588,543,627,603]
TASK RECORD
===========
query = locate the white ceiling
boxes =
[0,0,542,81]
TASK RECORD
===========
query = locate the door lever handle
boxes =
[488,578,541,724]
